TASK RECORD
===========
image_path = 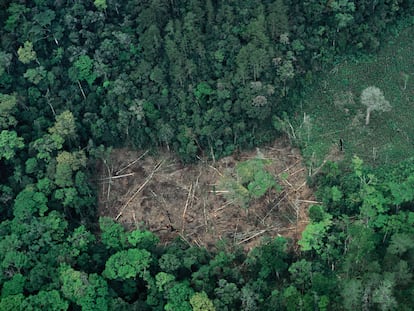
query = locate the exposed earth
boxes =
[97,138,316,252]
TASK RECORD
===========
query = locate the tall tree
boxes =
[360,86,391,125]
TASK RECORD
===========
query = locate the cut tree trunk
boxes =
[365,108,371,125]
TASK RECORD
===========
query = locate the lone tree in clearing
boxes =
[360,86,391,125]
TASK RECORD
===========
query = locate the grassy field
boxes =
[296,26,414,168]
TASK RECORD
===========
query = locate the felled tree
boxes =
[360,86,391,125]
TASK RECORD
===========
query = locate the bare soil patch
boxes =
[97,138,316,251]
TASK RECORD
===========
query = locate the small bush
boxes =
[219,158,281,208]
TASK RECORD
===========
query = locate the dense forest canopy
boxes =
[2,0,413,160]
[1,0,414,310]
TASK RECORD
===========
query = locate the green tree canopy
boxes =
[103,248,151,280]
[17,41,37,64]
[0,94,17,129]
[0,130,24,161]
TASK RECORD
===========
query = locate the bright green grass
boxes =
[298,26,414,167]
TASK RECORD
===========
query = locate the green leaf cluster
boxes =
[220,158,279,207]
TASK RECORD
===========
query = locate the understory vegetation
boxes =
[1,0,414,310]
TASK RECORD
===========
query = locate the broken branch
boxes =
[115,160,164,220]
[115,150,148,175]
[98,172,135,181]
[181,183,193,233]
[237,229,267,244]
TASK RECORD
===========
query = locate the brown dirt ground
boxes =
[96,138,316,252]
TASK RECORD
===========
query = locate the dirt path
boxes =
[97,138,316,251]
